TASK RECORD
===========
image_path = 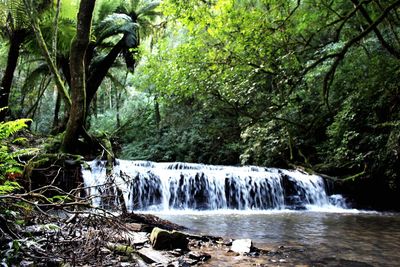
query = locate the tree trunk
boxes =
[154,95,161,134]
[85,38,125,113]
[52,90,62,131]
[116,89,121,128]
[0,30,26,121]
[52,0,62,61]
[62,0,96,153]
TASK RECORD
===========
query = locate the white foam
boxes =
[82,159,350,212]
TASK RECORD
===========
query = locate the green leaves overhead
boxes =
[0,0,30,32]
[0,0,399,200]
[95,13,140,44]
[93,0,161,72]
[129,0,400,178]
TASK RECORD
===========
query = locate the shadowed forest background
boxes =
[1,0,400,210]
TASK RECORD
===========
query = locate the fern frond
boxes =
[95,0,119,22]
[0,119,31,139]
[95,13,139,44]
[58,0,78,20]
[11,148,39,158]
[0,181,22,194]
[8,0,30,30]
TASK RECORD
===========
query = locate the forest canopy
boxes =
[0,0,399,201]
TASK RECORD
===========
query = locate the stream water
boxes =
[155,210,400,267]
[82,160,400,266]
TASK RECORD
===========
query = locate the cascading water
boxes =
[81,159,347,211]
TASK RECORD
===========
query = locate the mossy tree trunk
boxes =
[62,0,96,153]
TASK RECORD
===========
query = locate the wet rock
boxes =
[189,240,202,248]
[150,227,189,250]
[169,248,184,256]
[231,238,253,254]
[223,239,233,246]
[187,251,211,262]
[247,251,260,257]
[179,257,198,266]
[120,263,131,267]
[20,260,35,267]
[137,247,171,264]
[184,232,222,242]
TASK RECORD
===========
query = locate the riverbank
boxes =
[2,210,295,266]
[2,210,387,266]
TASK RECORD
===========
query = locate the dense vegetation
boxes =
[0,0,399,210]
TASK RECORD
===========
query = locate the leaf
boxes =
[0,181,22,195]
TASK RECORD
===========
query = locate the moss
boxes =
[150,227,188,250]
[106,242,135,255]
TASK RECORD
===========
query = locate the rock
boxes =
[114,231,149,246]
[231,239,253,254]
[150,227,189,250]
[187,251,211,262]
[169,248,184,256]
[131,231,149,245]
[125,222,145,232]
[179,257,198,266]
[20,260,35,267]
[137,247,171,264]
[223,239,233,246]
[184,233,222,242]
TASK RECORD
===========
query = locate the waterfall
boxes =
[82,159,347,211]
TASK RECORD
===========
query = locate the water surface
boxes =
[156,210,400,266]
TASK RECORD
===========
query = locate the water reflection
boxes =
[157,211,400,266]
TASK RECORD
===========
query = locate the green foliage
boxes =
[0,0,399,208]
[0,116,30,139]
[240,121,289,167]
[0,115,32,183]
[0,181,22,194]
[120,0,400,202]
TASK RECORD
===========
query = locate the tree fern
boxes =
[0,0,30,32]
[95,13,140,44]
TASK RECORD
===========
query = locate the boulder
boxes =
[231,239,253,254]
[150,227,189,250]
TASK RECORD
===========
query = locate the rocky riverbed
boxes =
[1,211,373,266]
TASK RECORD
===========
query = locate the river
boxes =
[155,210,400,266]
[82,160,400,265]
